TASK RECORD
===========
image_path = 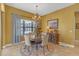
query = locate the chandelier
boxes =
[32,5,40,20]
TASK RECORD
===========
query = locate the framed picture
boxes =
[76,23,79,29]
[48,19,58,29]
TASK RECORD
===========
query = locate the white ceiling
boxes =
[6,3,74,16]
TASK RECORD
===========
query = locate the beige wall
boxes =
[41,4,79,45]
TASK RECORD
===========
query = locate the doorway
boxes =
[0,11,3,55]
[75,12,79,46]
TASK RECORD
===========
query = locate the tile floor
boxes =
[1,43,79,56]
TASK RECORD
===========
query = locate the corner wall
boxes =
[4,5,34,45]
[41,4,79,45]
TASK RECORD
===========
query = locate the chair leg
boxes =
[35,44,39,56]
[27,46,30,52]
[43,46,45,55]
[28,46,31,55]
[24,45,26,49]
[46,45,49,51]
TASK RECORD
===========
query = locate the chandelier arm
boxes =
[32,5,40,20]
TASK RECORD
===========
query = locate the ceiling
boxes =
[6,3,74,16]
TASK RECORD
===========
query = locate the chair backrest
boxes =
[24,34,31,46]
[41,32,49,46]
[29,32,36,40]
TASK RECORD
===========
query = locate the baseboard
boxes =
[3,41,25,48]
[75,40,79,42]
[3,44,13,48]
[13,41,25,45]
[59,42,75,48]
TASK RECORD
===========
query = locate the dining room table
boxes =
[30,36,42,50]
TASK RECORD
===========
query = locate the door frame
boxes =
[74,12,79,46]
[0,10,3,55]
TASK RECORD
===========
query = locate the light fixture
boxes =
[47,26,49,29]
[32,5,40,20]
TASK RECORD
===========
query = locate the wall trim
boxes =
[59,42,75,48]
[75,40,79,42]
[13,41,25,45]
[3,41,25,48]
[3,44,13,48]
[3,41,75,48]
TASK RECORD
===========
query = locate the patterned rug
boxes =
[20,44,55,56]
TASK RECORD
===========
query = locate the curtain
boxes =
[12,14,21,43]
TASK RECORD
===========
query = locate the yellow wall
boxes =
[75,12,79,40]
[0,3,1,10]
[0,4,6,46]
[4,5,34,45]
[41,4,79,45]
[3,3,79,45]
[0,4,1,51]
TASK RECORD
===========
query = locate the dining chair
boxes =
[29,33,35,39]
[29,32,36,45]
[24,34,31,54]
[41,32,49,55]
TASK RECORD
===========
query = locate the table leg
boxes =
[36,44,39,56]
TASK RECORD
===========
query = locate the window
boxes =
[21,19,36,35]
